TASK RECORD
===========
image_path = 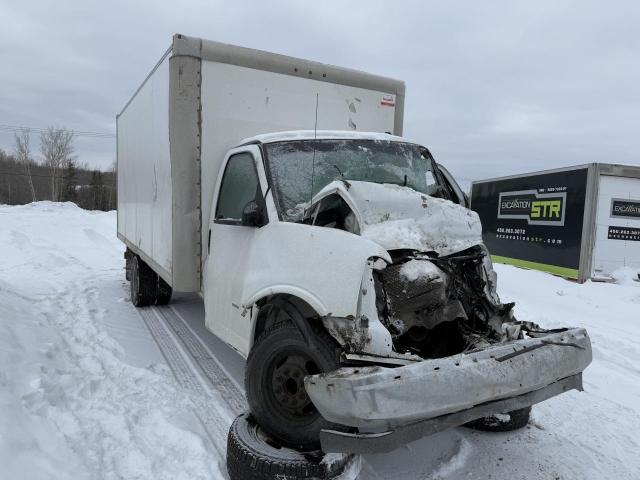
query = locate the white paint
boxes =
[202,146,391,356]
[312,180,483,255]
[117,54,172,279]
[592,174,640,276]
[239,130,413,145]
[204,217,391,356]
[199,61,397,272]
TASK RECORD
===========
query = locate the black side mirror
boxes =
[241,200,265,227]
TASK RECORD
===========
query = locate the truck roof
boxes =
[237,130,419,147]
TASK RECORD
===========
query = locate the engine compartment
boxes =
[374,246,517,359]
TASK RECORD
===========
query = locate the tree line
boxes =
[0,127,115,211]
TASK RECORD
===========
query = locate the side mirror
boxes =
[241,200,264,227]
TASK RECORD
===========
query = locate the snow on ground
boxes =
[0,203,224,480]
[1,201,639,479]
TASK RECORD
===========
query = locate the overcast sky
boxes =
[1,0,639,185]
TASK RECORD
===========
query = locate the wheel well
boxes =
[251,294,322,346]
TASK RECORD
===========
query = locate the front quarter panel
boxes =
[241,222,391,349]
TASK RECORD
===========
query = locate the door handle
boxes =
[208,229,212,254]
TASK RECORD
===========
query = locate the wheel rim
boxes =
[269,349,321,420]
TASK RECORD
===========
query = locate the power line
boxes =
[0,123,115,139]
[0,170,114,180]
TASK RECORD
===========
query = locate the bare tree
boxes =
[13,129,37,202]
[40,127,74,201]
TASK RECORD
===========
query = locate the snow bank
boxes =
[0,202,222,480]
[610,266,640,285]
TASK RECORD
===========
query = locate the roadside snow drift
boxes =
[0,203,223,480]
[1,201,640,480]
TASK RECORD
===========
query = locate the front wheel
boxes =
[245,319,342,450]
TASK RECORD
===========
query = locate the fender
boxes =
[240,222,391,354]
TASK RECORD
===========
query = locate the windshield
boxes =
[265,139,439,222]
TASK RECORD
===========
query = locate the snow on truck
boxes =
[117,34,592,477]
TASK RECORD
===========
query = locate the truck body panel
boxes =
[117,52,173,283]
[117,34,405,292]
[200,61,398,273]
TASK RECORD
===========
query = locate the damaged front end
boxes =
[304,247,593,453]
[299,181,593,453]
[375,246,521,360]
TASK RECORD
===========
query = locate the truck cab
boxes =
[203,131,467,357]
[200,131,592,452]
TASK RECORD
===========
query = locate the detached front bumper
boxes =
[304,328,592,453]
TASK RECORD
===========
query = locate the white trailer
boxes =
[590,164,640,278]
[117,34,405,294]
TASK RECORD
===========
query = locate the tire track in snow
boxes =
[158,305,247,415]
[138,307,233,457]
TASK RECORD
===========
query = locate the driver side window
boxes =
[215,152,260,223]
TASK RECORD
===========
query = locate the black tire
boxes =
[155,275,172,305]
[227,413,356,480]
[464,406,531,432]
[130,255,155,307]
[245,316,342,451]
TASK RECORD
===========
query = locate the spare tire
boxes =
[227,413,359,480]
[464,406,531,432]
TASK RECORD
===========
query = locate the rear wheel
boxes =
[245,316,342,450]
[464,406,531,432]
[130,255,156,307]
[155,276,172,305]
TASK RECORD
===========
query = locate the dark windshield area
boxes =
[265,139,439,222]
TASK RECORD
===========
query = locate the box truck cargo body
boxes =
[117,34,405,294]
[471,163,640,282]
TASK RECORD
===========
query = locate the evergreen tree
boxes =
[61,158,78,202]
[90,170,104,210]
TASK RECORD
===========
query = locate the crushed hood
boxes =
[311,180,483,256]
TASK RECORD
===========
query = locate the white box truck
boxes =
[118,35,592,472]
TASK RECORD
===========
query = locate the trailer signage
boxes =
[380,94,395,107]
[471,168,589,279]
[610,199,640,219]
[498,190,566,226]
[608,225,640,242]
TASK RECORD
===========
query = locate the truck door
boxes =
[203,145,269,354]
